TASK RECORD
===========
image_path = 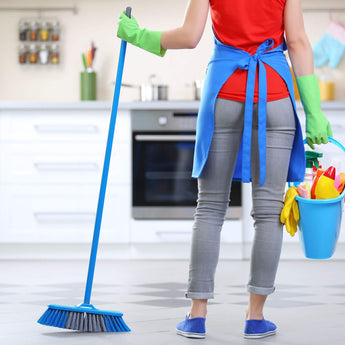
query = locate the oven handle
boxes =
[134,134,196,142]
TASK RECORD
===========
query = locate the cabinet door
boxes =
[2,141,130,185]
[1,110,107,141]
[130,219,193,243]
[0,109,131,245]
[1,110,130,142]
[129,218,242,243]
[0,184,130,243]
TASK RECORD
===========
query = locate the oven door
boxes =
[132,131,242,219]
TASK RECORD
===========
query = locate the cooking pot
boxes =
[140,83,168,101]
[122,75,169,101]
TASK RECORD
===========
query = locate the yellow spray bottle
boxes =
[315,166,340,199]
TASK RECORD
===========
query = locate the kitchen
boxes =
[1,0,345,343]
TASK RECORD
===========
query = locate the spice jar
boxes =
[19,21,28,41]
[40,21,49,41]
[51,21,60,41]
[39,44,49,64]
[50,44,59,64]
[29,44,38,64]
[29,21,38,41]
[18,44,27,64]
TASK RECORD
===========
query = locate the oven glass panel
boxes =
[133,131,241,207]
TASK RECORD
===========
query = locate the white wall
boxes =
[0,0,344,102]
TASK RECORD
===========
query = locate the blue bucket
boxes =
[296,191,345,259]
[294,137,345,259]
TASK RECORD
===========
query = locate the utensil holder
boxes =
[80,71,96,101]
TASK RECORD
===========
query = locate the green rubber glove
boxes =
[117,11,167,57]
[296,74,333,149]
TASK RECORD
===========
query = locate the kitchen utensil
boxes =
[140,83,168,101]
[80,71,96,100]
[122,74,169,101]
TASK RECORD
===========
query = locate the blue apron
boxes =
[192,35,305,186]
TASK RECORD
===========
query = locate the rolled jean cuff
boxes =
[185,291,214,299]
[247,284,275,295]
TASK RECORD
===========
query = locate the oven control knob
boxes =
[158,116,168,126]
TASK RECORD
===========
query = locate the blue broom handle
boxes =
[84,7,131,304]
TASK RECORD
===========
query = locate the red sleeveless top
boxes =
[209,0,290,102]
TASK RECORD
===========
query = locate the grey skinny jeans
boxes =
[186,97,296,299]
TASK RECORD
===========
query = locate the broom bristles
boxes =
[38,304,130,332]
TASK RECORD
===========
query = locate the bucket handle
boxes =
[303,137,345,154]
[289,137,345,187]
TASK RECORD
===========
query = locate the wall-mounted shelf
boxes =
[303,7,345,13]
[0,6,77,15]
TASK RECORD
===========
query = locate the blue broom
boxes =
[37,7,132,332]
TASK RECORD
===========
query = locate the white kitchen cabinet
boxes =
[0,104,131,244]
[1,101,344,260]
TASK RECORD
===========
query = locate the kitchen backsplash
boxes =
[0,0,344,102]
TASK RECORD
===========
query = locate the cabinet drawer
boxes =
[1,110,130,142]
[1,141,130,184]
[130,219,242,243]
[3,184,130,243]
[130,219,193,243]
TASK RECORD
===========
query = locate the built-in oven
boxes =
[131,109,242,219]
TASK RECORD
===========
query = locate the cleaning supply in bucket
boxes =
[298,151,323,198]
[314,166,340,199]
[337,172,345,194]
[311,168,325,199]
[297,184,309,198]
[304,151,323,184]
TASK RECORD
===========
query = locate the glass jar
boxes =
[39,44,49,64]
[29,21,38,41]
[51,21,60,41]
[19,21,28,41]
[40,21,49,41]
[50,44,59,64]
[29,44,38,64]
[18,44,27,64]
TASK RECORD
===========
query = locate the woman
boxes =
[117,0,332,339]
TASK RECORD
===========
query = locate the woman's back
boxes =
[210,0,289,102]
[210,0,286,53]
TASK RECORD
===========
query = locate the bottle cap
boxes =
[323,166,336,180]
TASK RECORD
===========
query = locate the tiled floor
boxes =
[1,259,345,344]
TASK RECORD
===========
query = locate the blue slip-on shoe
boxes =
[244,318,277,339]
[176,314,206,339]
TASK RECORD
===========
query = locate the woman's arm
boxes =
[161,0,210,49]
[285,0,333,147]
[284,0,314,77]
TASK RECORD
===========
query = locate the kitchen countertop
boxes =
[0,101,200,111]
[0,100,345,111]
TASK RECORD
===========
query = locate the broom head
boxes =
[37,303,130,332]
